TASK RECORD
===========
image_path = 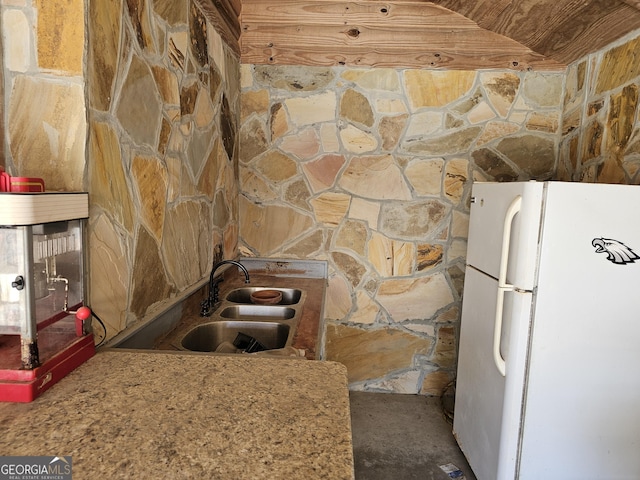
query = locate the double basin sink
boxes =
[180,287,303,354]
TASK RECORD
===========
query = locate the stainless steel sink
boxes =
[219,305,296,320]
[177,285,304,354]
[225,287,302,305]
[180,321,290,352]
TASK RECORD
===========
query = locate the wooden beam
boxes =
[242,23,531,52]
[228,0,242,16]
[239,0,640,69]
[241,0,479,27]
[241,46,564,71]
[241,26,564,70]
[240,0,565,70]
[195,0,241,55]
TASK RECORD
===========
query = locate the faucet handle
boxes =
[200,298,211,317]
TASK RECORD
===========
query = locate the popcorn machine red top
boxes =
[0,192,95,402]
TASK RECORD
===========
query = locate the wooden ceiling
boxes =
[206,0,640,71]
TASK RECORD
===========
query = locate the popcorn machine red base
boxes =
[0,192,94,402]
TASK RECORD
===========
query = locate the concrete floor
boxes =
[349,391,477,480]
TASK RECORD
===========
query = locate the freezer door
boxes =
[453,266,533,480]
[518,182,640,479]
[467,182,544,290]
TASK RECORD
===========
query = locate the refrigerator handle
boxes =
[493,195,522,377]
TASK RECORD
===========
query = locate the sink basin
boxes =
[180,321,290,352]
[225,287,302,305]
[219,305,296,320]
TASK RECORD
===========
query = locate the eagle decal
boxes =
[592,238,639,265]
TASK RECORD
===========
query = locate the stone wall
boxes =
[1,0,240,341]
[0,16,4,168]
[86,0,240,339]
[559,30,640,184]
[238,66,564,394]
[2,0,85,190]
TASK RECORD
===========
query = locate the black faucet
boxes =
[200,260,250,316]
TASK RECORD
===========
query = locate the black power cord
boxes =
[89,311,107,347]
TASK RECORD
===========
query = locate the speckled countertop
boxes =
[0,351,354,479]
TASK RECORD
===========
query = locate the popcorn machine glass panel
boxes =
[0,227,27,334]
[0,220,84,335]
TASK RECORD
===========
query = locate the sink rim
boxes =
[225,286,303,305]
[218,304,297,320]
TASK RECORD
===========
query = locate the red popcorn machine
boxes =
[0,192,95,402]
[0,166,45,193]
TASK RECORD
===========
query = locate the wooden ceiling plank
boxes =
[196,0,241,48]
[427,0,514,27]
[544,4,640,64]
[228,0,242,16]
[241,23,536,53]
[480,0,615,43]
[238,0,640,70]
[240,43,564,70]
[241,0,479,27]
[423,0,640,64]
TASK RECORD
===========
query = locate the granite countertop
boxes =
[0,351,354,479]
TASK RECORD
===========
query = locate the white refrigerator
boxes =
[453,181,640,480]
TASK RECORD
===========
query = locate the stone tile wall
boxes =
[238,66,564,393]
[86,0,240,339]
[558,30,640,184]
[1,0,240,341]
[0,19,4,170]
[2,0,85,191]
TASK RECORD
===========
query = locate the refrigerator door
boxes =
[455,181,545,480]
[453,266,534,480]
[517,183,640,479]
[454,267,504,480]
[466,182,544,290]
